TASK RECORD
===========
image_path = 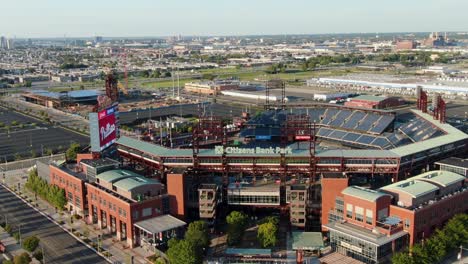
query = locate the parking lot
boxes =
[0,107,89,161]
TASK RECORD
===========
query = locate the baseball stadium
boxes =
[113,84,468,230]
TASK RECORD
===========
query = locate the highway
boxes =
[0,185,108,264]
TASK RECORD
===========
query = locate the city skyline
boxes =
[1,0,467,38]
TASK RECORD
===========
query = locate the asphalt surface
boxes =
[0,185,108,264]
[119,102,248,124]
[0,107,89,161]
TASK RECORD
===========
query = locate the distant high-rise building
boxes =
[0,36,6,49]
[6,38,14,49]
[95,36,103,43]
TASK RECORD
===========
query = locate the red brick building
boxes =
[85,169,169,247]
[50,163,87,216]
[323,170,468,263]
[395,40,416,50]
[49,158,187,248]
[321,177,349,231]
[381,170,468,246]
[345,95,403,109]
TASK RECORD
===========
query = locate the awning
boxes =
[134,215,186,234]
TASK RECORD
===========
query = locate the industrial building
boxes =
[184,80,239,95]
[22,90,101,108]
[344,95,403,109]
[314,78,468,96]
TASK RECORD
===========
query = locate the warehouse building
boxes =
[185,80,239,95]
[344,95,403,109]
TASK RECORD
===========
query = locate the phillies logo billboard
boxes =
[98,108,117,148]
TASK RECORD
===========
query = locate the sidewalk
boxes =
[0,227,40,264]
[3,172,152,264]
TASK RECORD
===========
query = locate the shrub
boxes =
[23,236,40,252]
[33,250,43,261]
[13,252,31,264]
[5,223,12,233]
[13,232,20,242]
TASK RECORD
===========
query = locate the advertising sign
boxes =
[98,108,117,149]
[295,135,311,140]
[90,104,119,152]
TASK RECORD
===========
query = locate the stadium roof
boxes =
[96,169,140,183]
[317,149,399,158]
[113,176,160,192]
[380,178,439,199]
[351,95,388,102]
[342,186,391,202]
[412,170,465,188]
[117,136,193,157]
[390,110,468,157]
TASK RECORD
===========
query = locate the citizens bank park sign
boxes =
[214,146,293,155]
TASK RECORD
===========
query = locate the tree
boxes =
[22,236,40,252]
[202,73,215,81]
[185,220,210,254]
[13,252,31,264]
[391,251,414,264]
[66,142,81,161]
[166,238,198,264]
[150,70,161,78]
[226,211,248,245]
[44,147,54,155]
[257,217,278,248]
[392,213,468,264]
[257,222,277,247]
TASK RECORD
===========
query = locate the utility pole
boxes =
[42,244,46,264]
[18,223,22,246]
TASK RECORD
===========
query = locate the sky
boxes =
[1,0,467,38]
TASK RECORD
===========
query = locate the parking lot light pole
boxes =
[41,244,46,264]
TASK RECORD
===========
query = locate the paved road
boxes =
[0,185,108,264]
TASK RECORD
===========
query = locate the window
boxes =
[346,204,353,218]
[118,207,122,216]
[355,206,364,222]
[366,210,373,225]
[132,211,139,220]
[404,219,410,229]
[142,208,152,217]
[378,208,388,221]
[68,192,73,202]
[75,197,81,207]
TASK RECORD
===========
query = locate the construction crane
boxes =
[109,48,129,96]
[118,82,128,96]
